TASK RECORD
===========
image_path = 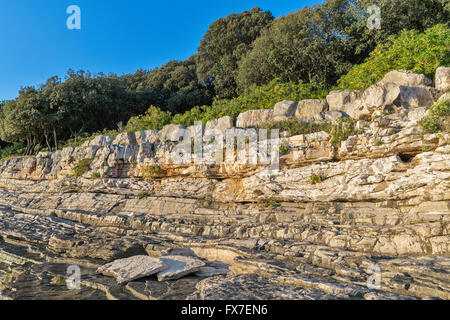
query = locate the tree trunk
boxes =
[53,127,58,151]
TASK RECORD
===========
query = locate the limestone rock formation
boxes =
[157,256,206,281]
[273,100,298,122]
[97,256,168,284]
[380,70,433,87]
[0,70,449,300]
[236,109,274,128]
[295,99,329,120]
[435,67,450,92]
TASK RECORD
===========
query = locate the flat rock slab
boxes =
[97,255,168,284]
[195,266,229,278]
[157,255,206,281]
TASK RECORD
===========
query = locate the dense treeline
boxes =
[0,0,449,156]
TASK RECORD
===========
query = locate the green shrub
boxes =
[171,106,206,127]
[310,173,327,185]
[138,191,149,199]
[73,158,93,177]
[374,140,384,147]
[0,142,27,161]
[141,164,165,181]
[279,145,290,155]
[328,118,355,146]
[125,105,172,133]
[419,99,450,133]
[91,172,101,179]
[388,129,398,136]
[263,200,281,210]
[337,24,450,90]
[264,119,331,137]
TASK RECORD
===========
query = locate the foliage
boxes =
[263,200,281,210]
[122,57,213,113]
[125,106,172,133]
[0,142,27,161]
[0,70,148,153]
[138,191,149,199]
[374,140,384,146]
[91,172,101,179]
[419,99,450,133]
[337,24,450,90]
[238,1,449,92]
[328,117,356,146]
[1,1,449,153]
[72,158,93,177]
[279,145,290,155]
[196,7,274,99]
[237,1,358,90]
[264,119,332,137]
[141,164,165,181]
[310,173,327,185]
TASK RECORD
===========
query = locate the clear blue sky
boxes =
[0,0,321,101]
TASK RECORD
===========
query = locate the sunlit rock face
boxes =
[0,71,449,300]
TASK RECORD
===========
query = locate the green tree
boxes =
[196,7,274,99]
[125,106,172,133]
[237,2,358,90]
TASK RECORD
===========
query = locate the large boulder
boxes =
[435,67,450,92]
[273,100,298,122]
[380,70,432,87]
[396,85,435,108]
[205,116,235,134]
[187,124,205,139]
[97,255,168,284]
[135,130,160,144]
[82,135,114,148]
[160,124,186,142]
[236,109,273,128]
[112,132,138,145]
[362,82,401,109]
[327,90,362,111]
[295,99,328,120]
[326,90,364,118]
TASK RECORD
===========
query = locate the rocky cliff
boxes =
[0,69,449,300]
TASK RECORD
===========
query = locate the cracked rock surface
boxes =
[0,72,449,300]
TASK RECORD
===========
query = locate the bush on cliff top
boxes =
[420,99,450,133]
[337,24,450,90]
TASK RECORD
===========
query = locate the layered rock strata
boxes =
[0,70,449,300]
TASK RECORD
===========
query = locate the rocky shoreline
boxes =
[0,69,449,300]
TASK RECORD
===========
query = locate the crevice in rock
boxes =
[398,153,414,163]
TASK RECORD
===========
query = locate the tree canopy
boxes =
[1,1,449,158]
[195,7,274,99]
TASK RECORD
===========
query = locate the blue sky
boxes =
[0,0,321,101]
